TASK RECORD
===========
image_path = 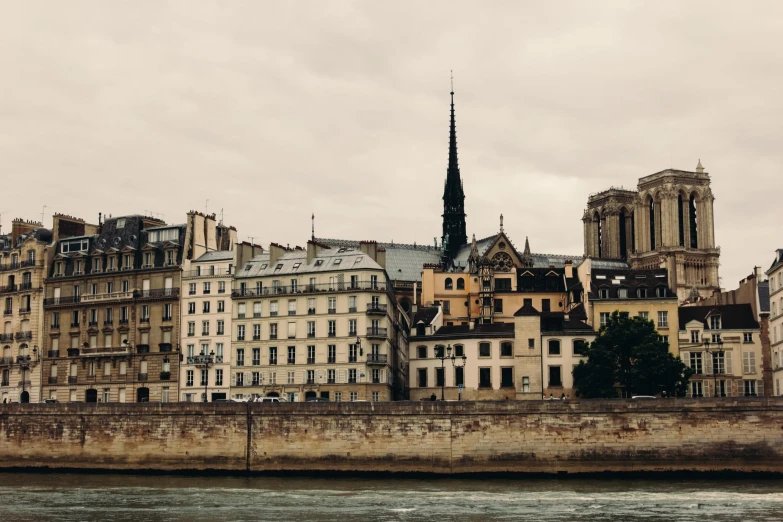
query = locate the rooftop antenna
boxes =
[41,205,47,225]
[311,213,315,241]
[205,199,209,216]
[450,69,454,92]
[219,208,224,226]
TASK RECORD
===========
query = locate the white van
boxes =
[254,396,288,403]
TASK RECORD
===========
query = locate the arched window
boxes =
[444,278,453,290]
[677,194,685,247]
[548,339,561,356]
[456,278,465,290]
[619,208,627,258]
[649,197,656,250]
[689,194,699,248]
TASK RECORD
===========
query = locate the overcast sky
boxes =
[2,1,781,288]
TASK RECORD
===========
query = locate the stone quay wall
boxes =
[2,398,783,474]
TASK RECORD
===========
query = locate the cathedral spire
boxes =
[442,73,468,262]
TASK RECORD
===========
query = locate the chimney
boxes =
[306,240,330,264]
[205,213,217,252]
[564,259,573,279]
[269,242,287,267]
[11,219,42,244]
[376,247,386,269]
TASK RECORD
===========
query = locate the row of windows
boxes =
[46,329,173,350]
[53,251,177,276]
[689,379,762,397]
[235,295,383,318]
[228,391,375,403]
[233,344,380,366]
[231,367,385,386]
[235,319,384,341]
[236,274,381,295]
[599,310,668,327]
[48,358,168,378]
[685,350,759,375]
[187,300,226,315]
[49,278,174,298]
[44,387,172,404]
[416,366,518,389]
[596,286,668,299]
[687,331,754,344]
[186,320,226,336]
[51,304,172,327]
[188,281,226,295]
[185,368,224,386]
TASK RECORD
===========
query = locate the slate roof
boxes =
[412,306,439,326]
[235,247,383,279]
[514,303,540,316]
[0,228,52,252]
[678,304,760,331]
[540,305,594,332]
[768,249,783,273]
[316,238,441,282]
[758,281,770,313]
[194,250,234,263]
[515,267,579,293]
[411,322,515,341]
[588,268,675,299]
[450,233,584,271]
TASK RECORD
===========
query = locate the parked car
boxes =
[254,396,288,403]
[306,397,329,403]
[631,395,656,400]
[41,398,58,404]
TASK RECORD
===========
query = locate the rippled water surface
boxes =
[1,473,783,521]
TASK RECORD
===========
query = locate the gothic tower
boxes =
[441,89,468,261]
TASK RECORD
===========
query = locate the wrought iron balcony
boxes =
[2,309,12,316]
[307,358,315,365]
[68,376,77,384]
[159,343,173,352]
[18,307,31,314]
[366,327,387,339]
[103,320,113,326]
[15,331,32,341]
[160,371,171,380]
[133,288,180,300]
[16,355,31,365]
[18,380,32,388]
[136,344,150,353]
[0,357,12,366]
[366,303,388,314]
[48,376,58,384]
[19,282,33,291]
[2,284,17,293]
[231,280,389,298]
[70,322,80,328]
[0,333,13,342]
[366,353,388,364]
[307,332,316,338]
[187,355,214,366]
[67,348,80,357]
[138,373,148,381]
[44,296,81,307]
[48,350,60,358]
[80,346,130,357]
[327,357,336,364]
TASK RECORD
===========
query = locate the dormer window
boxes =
[618,288,628,299]
[637,287,647,298]
[143,252,153,268]
[123,254,133,270]
[274,264,283,272]
[93,258,102,273]
[691,330,700,343]
[292,262,301,271]
[61,240,88,253]
[166,250,175,266]
[655,286,666,298]
[116,218,126,229]
[709,315,722,330]
[598,288,609,299]
[313,260,323,267]
[333,259,342,266]
[54,262,64,277]
[107,257,117,272]
[75,260,84,275]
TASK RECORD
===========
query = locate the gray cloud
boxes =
[2,1,781,286]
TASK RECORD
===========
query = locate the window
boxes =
[744,333,753,343]
[237,325,245,341]
[269,301,278,316]
[202,320,210,336]
[500,342,513,357]
[218,300,225,313]
[418,368,428,387]
[479,368,492,388]
[457,278,465,290]
[307,321,316,338]
[637,287,647,298]
[236,373,245,387]
[328,297,336,313]
[494,299,503,313]
[454,366,464,386]
[709,315,722,330]
[217,281,226,294]
[495,278,511,291]
[417,346,427,359]
[372,392,380,402]
[288,300,296,315]
[334,392,342,402]
[691,330,700,343]
[288,346,296,364]
[691,380,703,397]
[479,342,491,357]
[349,343,358,363]
[328,345,336,363]
[252,348,260,366]
[548,339,561,356]
[573,339,588,356]
[349,392,358,402]
[203,301,210,313]
[328,320,336,337]
[236,349,244,367]
[189,283,196,295]
[659,335,669,345]
[328,369,336,384]
[712,352,725,374]
[348,369,357,383]
[444,278,453,290]
[187,322,195,336]
[711,333,721,343]
[618,288,628,298]
[600,312,610,327]
[186,370,194,387]
[270,323,278,339]
[443,300,451,314]
[656,286,666,298]
[435,367,444,387]
[598,288,609,299]
[638,311,649,320]
[188,302,195,315]
[743,351,756,374]
[548,366,562,387]
[307,370,315,384]
[217,320,224,335]
[657,311,668,328]
[541,299,550,312]
[269,346,278,365]
[528,338,535,349]
[689,352,703,374]
[501,367,513,388]
[308,298,316,314]
[252,324,260,340]
[744,380,757,396]
[307,345,315,364]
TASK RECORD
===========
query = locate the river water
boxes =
[1,473,782,521]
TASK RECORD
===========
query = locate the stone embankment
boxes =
[1,398,782,474]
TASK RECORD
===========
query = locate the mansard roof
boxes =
[588,268,675,299]
[678,304,760,331]
[315,238,440,282]
[235,248,384,279]
[412,306,440,326]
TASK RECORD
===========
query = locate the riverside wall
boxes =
[2,398,783,474]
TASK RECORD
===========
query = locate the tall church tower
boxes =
[442,88,468,261]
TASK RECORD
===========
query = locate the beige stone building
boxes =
[678,304,764,397]
[0,219,54,403]
[541,307,595,398]
[40,212,216,403]
[767,250,783,395]
[584,162,720,302]
[580,259,680,356]
[230,240,409,402]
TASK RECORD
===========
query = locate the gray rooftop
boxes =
[194,250,234,263]
[316,238,441,282]
[236,247,384,279]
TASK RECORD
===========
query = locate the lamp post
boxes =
[451,349,468,401]
[704,338,725,397]
[202,350,215,403]
[435,344,468,400]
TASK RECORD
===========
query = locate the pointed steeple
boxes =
[521,236,533,268]
[696,159,704,173]
[442,74,468,261]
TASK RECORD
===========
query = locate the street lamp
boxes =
[202,350,215,403]
[704,338,725,397]
[451,349,468,401]
[435,345,468,400]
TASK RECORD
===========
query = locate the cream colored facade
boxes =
[0,220,53,403]
[541,331,595,398]
[179,251,234,402]
[767,250,783,395]
[230,241,408,402]
[679,309,763,398]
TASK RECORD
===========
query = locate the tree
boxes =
[573,311,693,398]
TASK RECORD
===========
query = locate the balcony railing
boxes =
[19,282,33,291]
[80,291,135,304]
[138,373,148,381]
[133,288,180,300]
[366,303,388,314]
[15,331,32,341]
[48,350,60,358]
[44,296,81,306]
[160,371,171,380]
[0,357,13,366]
[18,307,31,314]
[187,355,215,365]
[68,376,77,384]
[366,353,388,364]
[103,320,113,326]
[2,284,17,293]
[70,322,80,328]
[16,355,31,365]
[88,321,98,327]
[2,309,12,316]
[327,357,336,364]
[366,327,388,338]
[67,348,80,357]
[307,358,315,365]
[80,346,130,356]
[159,343,173,352]
[231,280,388,298]
[48,376,58,384]
[18,380,32,388]
[136,345,150,353]
[0,333,13,342]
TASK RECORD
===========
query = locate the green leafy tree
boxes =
[573,311,693,398]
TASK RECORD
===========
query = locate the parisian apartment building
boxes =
[230,240,409,402]
[768,250,783,395]
[0,219,53,403]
